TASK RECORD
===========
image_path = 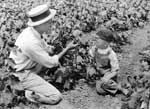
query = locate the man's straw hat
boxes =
[27,4,56,26]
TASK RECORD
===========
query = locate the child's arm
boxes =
[101,49,119,82]
[89,45,96,57]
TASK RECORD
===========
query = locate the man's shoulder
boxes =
[15,27,37,47]
[18,27,33,38]
[19,27,31,35]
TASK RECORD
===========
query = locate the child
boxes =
[89,29,131,95]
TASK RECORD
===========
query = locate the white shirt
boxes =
[9,27,59,73]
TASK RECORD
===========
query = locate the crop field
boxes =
[0,0,150,109]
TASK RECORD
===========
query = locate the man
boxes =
[9,4,77,104]
[89,29,130,96]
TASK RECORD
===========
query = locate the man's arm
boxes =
[24,41,77,68]
[24,43,59,68]
[57,41,77,59]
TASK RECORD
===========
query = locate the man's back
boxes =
[9,27,39,72]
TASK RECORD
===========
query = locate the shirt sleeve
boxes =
[109,49,119,72]
[23,42,59,68]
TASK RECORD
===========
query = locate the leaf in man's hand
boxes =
[56,76,63,83]
[86,66,97,77]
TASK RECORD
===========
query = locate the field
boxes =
[0,0,150,109]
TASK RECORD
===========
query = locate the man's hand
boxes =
[57,41,78,60]
[101,76,110,83]
[66,41,78,50]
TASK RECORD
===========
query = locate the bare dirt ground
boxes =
[38,24,150,109]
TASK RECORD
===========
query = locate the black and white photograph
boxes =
[0,0,150,108]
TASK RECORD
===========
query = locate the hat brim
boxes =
[27,9,56,27]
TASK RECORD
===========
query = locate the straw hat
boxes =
[27,4,56,26]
